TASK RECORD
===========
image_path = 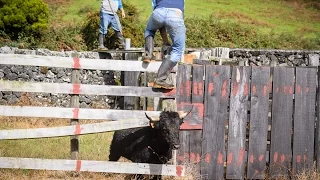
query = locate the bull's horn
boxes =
[178,111,188,118]
[178,106,194,118]
[145,113,160,121]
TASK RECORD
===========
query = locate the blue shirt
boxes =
[151,0,185,12]
[101,0,123,14]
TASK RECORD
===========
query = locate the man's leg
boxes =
[159,27,172,57]
[99,11,110,50]
[153,9,186,89]
[111,14,125,49]
[143,9,165,63]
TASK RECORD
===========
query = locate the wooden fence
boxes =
[1,53,320,179]
[0,53,184,177]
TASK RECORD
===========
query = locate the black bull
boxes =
[109,111,189,164]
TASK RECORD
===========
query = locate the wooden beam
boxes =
[226,66,250,179]
[121,52,141,110]
[70,53,80,160]
[0,106,161,120]
[269,67,294,178]
[316,66,320,170]
[0,157,185,176]
[201,65,231,179]
[247,66,270,179]
[292,67,317,173]
[0,119,150,139]
[0,80,176,98]
[0,54,177,72]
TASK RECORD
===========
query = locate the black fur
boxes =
[109,111,184,179]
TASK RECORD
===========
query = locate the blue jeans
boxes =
[145,8,186,63]
[100,11,122,35]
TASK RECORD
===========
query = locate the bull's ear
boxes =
[150,121,160,129]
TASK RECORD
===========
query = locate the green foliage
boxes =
[3,0,319,51]
[185,16,320,49]
[40,24,87,51]
[0,0,49,39]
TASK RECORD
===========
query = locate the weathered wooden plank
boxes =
[70,53,80,160]
[226,66,250,179]
[247,66,270,179]
[176,65,192,164]
[0,119,150,139]
[176,65,192,103]
[0,157,185,176]
[292,67,317,173]
[176,71,203,128]
[0,54,177,72]
[201,65,231,180]
[269,67,294,178]
[121,52,141,110]
[192,65,205,103]
[0,80,175,98]
[189,65,204,172]
[316,66,320,170]
[0,106,160,120]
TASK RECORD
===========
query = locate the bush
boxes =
[0,0,49,39]
[40,23,87,51]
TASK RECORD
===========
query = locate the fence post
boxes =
[121,49,141,110]
[212,47,230,65]
[70,52,80,160]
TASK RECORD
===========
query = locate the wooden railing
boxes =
[0,53,184,177]
[2,52,320,179]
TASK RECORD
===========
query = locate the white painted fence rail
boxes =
[0,80,175,98]
[0,106,161,120]
[0,54,178,72]
[0,119,150,139]
[0,157,185,176]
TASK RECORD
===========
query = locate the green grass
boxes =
[56,0,320,39]
[0,117,113,161]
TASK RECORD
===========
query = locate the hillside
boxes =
[52,0,320,39]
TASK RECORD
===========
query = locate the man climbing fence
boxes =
[144,0,186,89]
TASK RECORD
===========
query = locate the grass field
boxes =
[55,0,320,38]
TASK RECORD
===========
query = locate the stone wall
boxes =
[0,46,122,107]
[193,47,320,67]
[1,46,320,107]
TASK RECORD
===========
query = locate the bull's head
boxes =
[145,110,190,150]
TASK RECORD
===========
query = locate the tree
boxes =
[0,0,49,39]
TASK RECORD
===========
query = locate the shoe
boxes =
[116,31,125,49]
[98,34,108,50]
[142,36,155,63]
[153,59,177,89]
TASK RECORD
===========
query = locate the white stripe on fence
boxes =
[0,54,178,72]
[0,157,185,176]
[0,106,161,120]
[0,80,176,97]
[0,119,150,139]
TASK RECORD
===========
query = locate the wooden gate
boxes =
[177,64,319,179]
